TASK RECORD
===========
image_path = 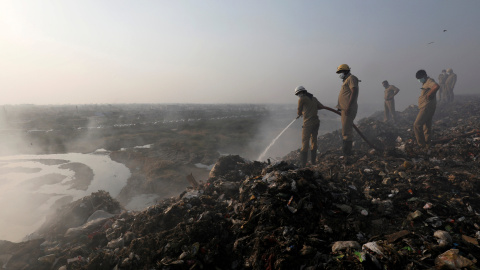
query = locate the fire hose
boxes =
[322,106,382,151]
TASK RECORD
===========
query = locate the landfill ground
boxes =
[1,95,480,270]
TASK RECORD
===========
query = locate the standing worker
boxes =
[295,86,325,167]
[382,80,400,123]
[445,68,457,102]
[438,69,447,103]
[335,64,359,156]
[414,70,440,149]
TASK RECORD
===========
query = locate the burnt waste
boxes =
[1,95,480,269]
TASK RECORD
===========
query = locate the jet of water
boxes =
[258,118,298,161]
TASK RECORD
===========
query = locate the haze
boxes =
[0,1,479,111]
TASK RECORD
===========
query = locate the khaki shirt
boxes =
[418,77,439,109]
[438,73,447,85]
[298,95,323,127]
[384,85,400,101]
[445,73,457,89]
[337,74,359,110]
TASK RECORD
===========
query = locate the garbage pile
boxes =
[1,96,479,269]
[311,95,480,154]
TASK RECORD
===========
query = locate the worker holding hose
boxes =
[414,69,440,149]
[295,86,325,167]
[335,64,359,156]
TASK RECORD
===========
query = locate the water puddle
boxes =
[0,152,131,242]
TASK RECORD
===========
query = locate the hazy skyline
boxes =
[1,1,479,111]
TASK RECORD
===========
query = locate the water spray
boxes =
[257,116,299,161]
[257,106,383,162]
[258,106,479,162]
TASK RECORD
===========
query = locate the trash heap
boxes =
[312,95,480,154]
[0,96,480,270]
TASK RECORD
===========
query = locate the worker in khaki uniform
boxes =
[335,64,359,156]
[382,80,400,123]
[438,70,447,103]
[445,68,457,102]
[295,86,325,167]
[414,70,440,148]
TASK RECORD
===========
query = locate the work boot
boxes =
[310,150,317,165]
[346,141,353,155]
[299,151,308,167]
[342,140,353,156]
[342,141,350,156]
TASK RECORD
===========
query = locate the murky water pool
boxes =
[0,152,131,242]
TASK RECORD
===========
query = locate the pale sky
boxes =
[0,0,479,111]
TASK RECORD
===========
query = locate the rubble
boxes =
[1,96,480,269]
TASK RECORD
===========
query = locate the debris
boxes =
[462,235,479,245]
[186,173,199,188]
[407,210,423,221]
[2,95,480,269]
[332,241,361,252]
[434,230,453,247]
[435,249,474,269]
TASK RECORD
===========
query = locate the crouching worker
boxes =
[295,86,325,167]
[414,70,439,149]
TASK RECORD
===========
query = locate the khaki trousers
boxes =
[414,102,436,146]
[446,86,454,102]
[301,122,320,153]
[341,107,357,141]
[384,100,396,122]
[439,84,447,102]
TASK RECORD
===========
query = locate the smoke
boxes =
[243,103,344,161]
[246,99,390,162]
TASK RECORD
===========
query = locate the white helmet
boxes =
[294,86,306,95]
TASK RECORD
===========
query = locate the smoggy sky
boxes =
[0,1,479,111]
